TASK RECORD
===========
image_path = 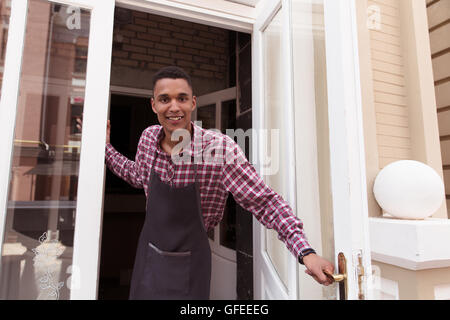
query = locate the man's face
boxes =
[151,78,196,135]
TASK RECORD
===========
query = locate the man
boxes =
[103,66,334,299]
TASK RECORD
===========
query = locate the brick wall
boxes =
[111,9,230,95]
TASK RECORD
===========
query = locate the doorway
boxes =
[97,8,253,300]
[98,93,154,300]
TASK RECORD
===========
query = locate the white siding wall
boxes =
[368,0,413,168]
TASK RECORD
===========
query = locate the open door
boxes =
[252,0,373,300]
[0,0,114,299]
[252,0,300,300]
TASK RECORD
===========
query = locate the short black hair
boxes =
[151,66,193,93]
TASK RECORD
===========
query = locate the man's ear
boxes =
[151,97,157,114]
[192,95,197,112]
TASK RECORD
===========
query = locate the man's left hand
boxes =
[302,254,335,286]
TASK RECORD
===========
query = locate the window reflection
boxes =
[0,0,91,300]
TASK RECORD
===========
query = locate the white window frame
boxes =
[0,0,115,300]
[252,0,299,300]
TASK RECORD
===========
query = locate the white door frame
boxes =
[252,0,299,300]
[251,0,372,300]
[0,0,115,300]
[115,0,255,33]
[69,0,115,300]
[322,0,372,299]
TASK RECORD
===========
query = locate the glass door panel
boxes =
[262,6,289,291]
[0,0,90,300]
[291,0,336,299]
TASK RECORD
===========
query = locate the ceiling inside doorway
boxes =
[224,0,260,7]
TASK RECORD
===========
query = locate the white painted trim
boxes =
[226,0,260,7]
[254,0,281,32]
[69,0,115,300]
[323,0,372,299]
[251,9,263,300]
[196,87,236,107]
[281,0,299,300]
[253,0,299,301]
[116,0,255,33]
[370,217,450,270]
[0,0,28,268]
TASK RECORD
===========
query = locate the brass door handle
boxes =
[324,270,346,282]
[326,252,348,300]
[324,252,365,300]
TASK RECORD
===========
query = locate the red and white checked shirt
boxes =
[105,121,312,260]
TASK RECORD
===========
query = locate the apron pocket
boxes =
[144,242,191,296]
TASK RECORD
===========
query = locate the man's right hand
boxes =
[76,118,111,144]
[106,120,111,144]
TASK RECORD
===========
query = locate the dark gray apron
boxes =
[128,152,211,300]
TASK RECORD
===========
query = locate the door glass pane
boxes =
[0,0,11,97]
[262,7,290,290]
[291,0,335,299]
[0,0,90,300]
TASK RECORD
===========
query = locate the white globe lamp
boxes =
[373,160,445,220]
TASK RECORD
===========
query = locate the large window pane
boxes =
[0,0,90,300]
[291,0,335,299]
[262,7,290,290]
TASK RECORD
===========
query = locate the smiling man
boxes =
[151,76,196,155]
[104,66,335,300]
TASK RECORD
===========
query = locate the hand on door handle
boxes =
[324,269,346,283]
[303,254,335,286]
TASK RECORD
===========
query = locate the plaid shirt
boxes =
[105,121,312,260]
